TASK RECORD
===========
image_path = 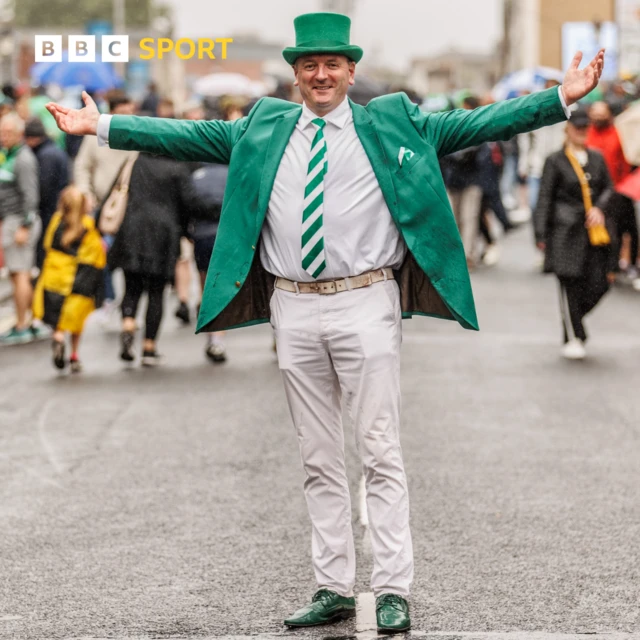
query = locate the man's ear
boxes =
[349,62,356,86]
[292,64,299,87]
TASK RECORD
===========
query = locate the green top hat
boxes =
[282,13,363,65]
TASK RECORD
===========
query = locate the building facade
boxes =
[502,0,615,73]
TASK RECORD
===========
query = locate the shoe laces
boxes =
[376,594,406,611]
[312,589,334,606]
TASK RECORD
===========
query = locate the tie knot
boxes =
[312,118,326,130]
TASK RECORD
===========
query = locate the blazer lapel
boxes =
[351,99,398,218]
[256,107,302,234]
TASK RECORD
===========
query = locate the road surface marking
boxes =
[356,591,377,637]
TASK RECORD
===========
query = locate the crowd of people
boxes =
[0,84,241,370]
[0,76,638,367]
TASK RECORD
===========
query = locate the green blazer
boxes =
[108,87,566,333]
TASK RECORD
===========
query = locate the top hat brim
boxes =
[282,44,363,65]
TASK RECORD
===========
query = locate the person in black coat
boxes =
[24,117,69,269]
[534,108,615,360]
[107,153,194,366]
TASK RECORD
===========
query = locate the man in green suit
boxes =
[47,12,604,633]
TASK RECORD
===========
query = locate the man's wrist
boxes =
[558,86,573,118]
[96,114,112,148]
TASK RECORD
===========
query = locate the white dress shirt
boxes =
[261,97,406,281]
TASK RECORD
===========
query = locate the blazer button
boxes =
[251,245,256,250]
[235,281,241,287]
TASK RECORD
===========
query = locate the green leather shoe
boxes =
[376,594,411,633]
[284,589,356,627]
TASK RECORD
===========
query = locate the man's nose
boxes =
[315,65,328,80]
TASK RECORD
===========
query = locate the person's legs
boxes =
[120,271,144,360]
[328,280,412,598]
[174,237,192,324]
[196,237,226,362]
[459,185,483,265]
[485,188,512,231]
[143,275,167,352]
[69,333,83,372]
[271,287,355,597]
[11,271,33,330]
[51,327,66,369]
[558,276,587,343]
[620,196,639,269]
[121,271,144,329]
[528,176,541,213]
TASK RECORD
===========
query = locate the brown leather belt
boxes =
[275,268,394,295]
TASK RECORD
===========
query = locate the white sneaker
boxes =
[632,278,640,292]
[482,244,501,266]
[98,300,117,328]
[561,338,586,360]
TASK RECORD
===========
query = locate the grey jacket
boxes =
[0,144,39,226]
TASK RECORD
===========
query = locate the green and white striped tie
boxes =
[301,118,328,279]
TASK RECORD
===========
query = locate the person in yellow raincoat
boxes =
[33,185,106,372]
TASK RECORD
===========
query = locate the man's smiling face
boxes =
[293,54,355,116]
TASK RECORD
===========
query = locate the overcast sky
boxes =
[166,0,502,72]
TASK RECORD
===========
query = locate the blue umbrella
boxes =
[492,67,564,101]
[31,51,122,91]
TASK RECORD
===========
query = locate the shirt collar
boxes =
[298,96,351,131]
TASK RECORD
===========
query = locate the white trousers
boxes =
[270,279,413,598]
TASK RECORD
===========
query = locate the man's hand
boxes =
[45,91,101,136]
[14,226,29,247]
[585,206,605,228]
[561,49,605,106]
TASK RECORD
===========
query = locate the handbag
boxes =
[98,152,139,235]
[564,147,610,247]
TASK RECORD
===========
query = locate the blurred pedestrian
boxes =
[105,153,194,366]
[156,98,175,119]
[586,101,637,280]
[0,113,41,345]
[140,82,160,117]
[24,116,69,270]
[182,99,230,362]
[33,186,106,372]
[534,108,615,360]
[74,92,135,323]
[442,95,483,268]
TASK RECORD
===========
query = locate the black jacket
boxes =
[534,147,614,278]
[108,153,195,280]
[31,138,69,226]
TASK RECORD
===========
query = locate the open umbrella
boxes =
[615,102,640,166]
[31,52,122,91]
[492,67,564,101]
[193,73,266,98]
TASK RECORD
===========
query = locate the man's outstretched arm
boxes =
[47,92,246,164]
[410,49,605,158]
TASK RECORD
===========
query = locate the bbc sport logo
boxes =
[34,35,234,62]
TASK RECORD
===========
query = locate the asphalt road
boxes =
[1,227,639,640]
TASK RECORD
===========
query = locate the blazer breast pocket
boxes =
[394,154,424,180]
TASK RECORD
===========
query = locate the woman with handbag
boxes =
[534,107,615,360]
[105,152,194,366]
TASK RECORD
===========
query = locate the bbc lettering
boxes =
[35,36,129,62]
[35,36,234,62]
